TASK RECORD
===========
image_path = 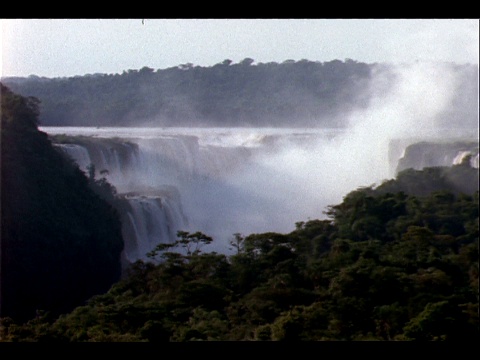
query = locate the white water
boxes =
[43,126,477,261]
[453,151,480,167]
[44,127,352,259]
[36,62,478,262]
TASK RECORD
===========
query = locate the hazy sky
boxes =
[1,18,479,78]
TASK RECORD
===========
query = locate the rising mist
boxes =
[45,61,479,258]
[185,62,478,248]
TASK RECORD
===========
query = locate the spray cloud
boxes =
[46,61,476,257]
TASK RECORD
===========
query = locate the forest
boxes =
[0,83,124,324]
[0,84,478,342]
[2,59,478,130]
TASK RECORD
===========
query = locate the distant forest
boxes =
[1,65,479,342]
[2,59,478,129]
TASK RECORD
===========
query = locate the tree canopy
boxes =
[2,154,477,341]
[3,60,477,130]
[1,66,478,341]
[0,84,124,323]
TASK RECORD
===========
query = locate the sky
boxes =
[1,18,479,78]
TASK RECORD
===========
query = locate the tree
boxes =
[1,83,40,130]
[147,230,213,259]
[229,233,245,255]
[401,300,475,341]
[239,58,255,66]
[1,85,124,323]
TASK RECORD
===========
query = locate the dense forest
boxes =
[2,59,478,130]
[0,83,478,340]
[0,84,124,324]
[1,165,477,341]
[0,62,478,342]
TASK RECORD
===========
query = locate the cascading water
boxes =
[120,188,188,262]
[453,151,480,167]
[50,129,274,260]
[395,140,480,173]
[47,127,479,263]
[58,143,92,172]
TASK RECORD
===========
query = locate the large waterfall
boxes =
[43,127,479,263]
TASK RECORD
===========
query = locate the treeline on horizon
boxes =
[2,58,478,129]
[0,84,478,342]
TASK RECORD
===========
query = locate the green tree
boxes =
[1,84,124,323]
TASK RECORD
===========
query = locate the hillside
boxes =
[1,159,478,341]
[1,59,478,341]
[2,59,478,130]
[0,84,124,323]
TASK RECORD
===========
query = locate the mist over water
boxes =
[219,62,476,237]
[43,62,479,259]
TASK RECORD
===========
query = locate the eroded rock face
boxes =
[396,140,479,174]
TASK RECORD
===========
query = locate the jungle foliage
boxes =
[1,164,477,341]
[0,82,478,342]
[2,59,478,130]
[0,83,124,323]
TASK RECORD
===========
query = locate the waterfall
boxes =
[453,150,480,167]
[48,127,479,263]
[121,189,188,262]
[55,143,92,173]
[395,140,480,173]
[471,153,480,168]
[52,131,261,261]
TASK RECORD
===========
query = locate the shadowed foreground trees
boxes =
[0,82,478,341]
[1,164,477,341]
[0,84,124,323]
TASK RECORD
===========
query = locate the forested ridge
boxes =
[2,180,478,341]
[0,84,124,324]
[1,131,478,340]
[2,59,478,129]
[0,76,478,342]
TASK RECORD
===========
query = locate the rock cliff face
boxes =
[395,140,479,174]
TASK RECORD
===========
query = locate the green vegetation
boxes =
[0,82,478,342]
[1,161,477,341]
[0,84,124,324]
[3,59,477,130]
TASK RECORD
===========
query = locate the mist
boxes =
[179,62,474,250]
[45,61,478,258]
